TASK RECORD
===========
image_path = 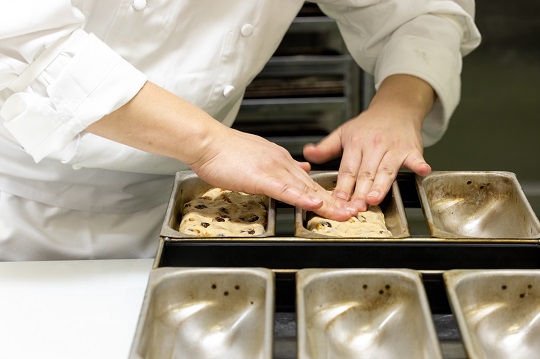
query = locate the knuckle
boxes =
[278,182,296,198]
[376,165,396,178]
[357,171,375,182]
[338,169,357,180]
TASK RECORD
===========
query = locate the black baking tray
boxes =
[156,241,540,313]
[156,172,540,314]
[152,171,539,359]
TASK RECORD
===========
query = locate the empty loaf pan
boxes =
[444,270,540,359]
[161,171,276,239]
[416,171,540,239]
[129,267,275,359]
[295,171,410,239]
[296,268,442,359]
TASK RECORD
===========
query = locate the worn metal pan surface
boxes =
[161,171,276,239]
[444,270,540,359]
[416,171,540,239]
[294,171,410,239]
[130,267,274,359]
[296,268,442,359]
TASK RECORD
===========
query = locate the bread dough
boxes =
[179,188,267,237]
[307,205,392,237]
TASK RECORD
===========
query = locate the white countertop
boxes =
[0,259,154,359]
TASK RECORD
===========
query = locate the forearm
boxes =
[87,81,221,165]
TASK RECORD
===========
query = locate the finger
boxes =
[286,159,352,221]
[261,173,323,209]
[403,151,432,177]
[365,153,401,206]
[296,160,312,173]
[347,148,386,215]
[302,131,342,164]
[311,195,352,222]
[270,147,319,193]
[286,158,321,191]
[333,145,363,202]
[365,151,431,206]
[263,174,350,220]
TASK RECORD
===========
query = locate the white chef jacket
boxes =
[0,0,481,260]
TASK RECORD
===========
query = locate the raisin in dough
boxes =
[307,205,392,237]
[179,188,267,237]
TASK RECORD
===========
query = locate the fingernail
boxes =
[367,190,380,199]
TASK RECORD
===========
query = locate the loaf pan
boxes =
[294,171,410,239]
[296,268,442,359]
[161,171,276,239]
[416,171,540,239]
[444,269,540,359]
[129,267,274,359]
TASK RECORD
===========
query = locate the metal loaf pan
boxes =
[294,171,410,239]
[129,267,275,359]
[296,268,442,359]
[444,270,540,359]
[416,171,540,239]
[160,171,276,239]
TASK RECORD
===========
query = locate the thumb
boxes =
[303,131,343,164]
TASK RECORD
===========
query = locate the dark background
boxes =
[424,1,540,213]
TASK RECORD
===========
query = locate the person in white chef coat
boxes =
[0,0,481,261]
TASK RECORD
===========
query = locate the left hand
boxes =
[303,74,435,216]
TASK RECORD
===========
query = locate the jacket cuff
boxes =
[0,31,146,162]
[374,33,462,146]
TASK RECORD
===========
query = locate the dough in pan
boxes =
[179,188,267,237]
[307,205,392,237]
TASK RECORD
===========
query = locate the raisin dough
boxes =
[179,188,267,237]
[307,205,392,237]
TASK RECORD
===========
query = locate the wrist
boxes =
[369,74,435,129]
[88,81,222,166]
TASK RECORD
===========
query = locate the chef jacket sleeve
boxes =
[0,1,184,174]
[316,0,482,146]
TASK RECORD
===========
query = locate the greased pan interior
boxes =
[444,269,540,359]
[417,171,540,239]
[130,267,274,359]
[297,268,442,359]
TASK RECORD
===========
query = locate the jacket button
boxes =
[240,24,254,37]
[132,0,146,11]
[223,85,235,97]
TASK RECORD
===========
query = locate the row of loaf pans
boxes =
[130,267,540,359]
[161,170,540,242]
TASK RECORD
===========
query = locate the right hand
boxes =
[88,81,350,220]
[188,125,351,221]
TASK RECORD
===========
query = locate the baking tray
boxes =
[160,171,276,239]
[152,171,540,358]
[444,269,540,359]
[296,268,442,359]
[417,171,540,239]
[129,267,275,359]
[294,171,410,239]
[156,171,540,312]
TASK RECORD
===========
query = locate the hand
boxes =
[303,74,435,215]
[89,81,350,220]
[189,126,352,221]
